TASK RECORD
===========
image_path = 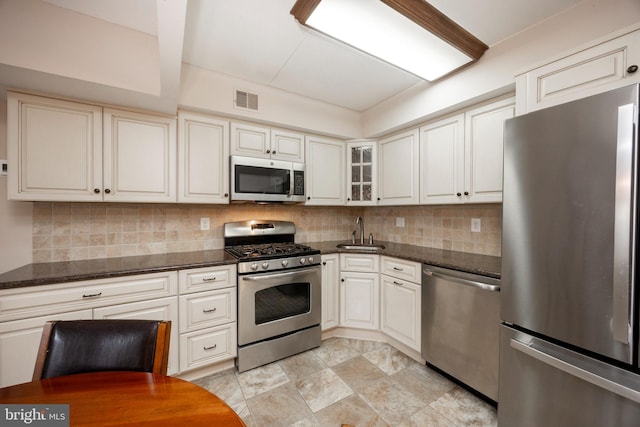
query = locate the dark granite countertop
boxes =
[310,240,501,279]
[0,250,236,290]
[0,241,500,290]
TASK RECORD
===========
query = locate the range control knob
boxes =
[299,257,307,265]
[251,263,258,271]
[281,259,289,268]
[262,262,269,270]
[308,256,314,264]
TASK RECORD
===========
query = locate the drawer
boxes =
[178,265,236,294]
[340,253,379,272]
[179,288,237,333]
[0,271,178,322]
[179,323,237,372]
[380,256,421,283]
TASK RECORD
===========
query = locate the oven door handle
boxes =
[242,266,320,281]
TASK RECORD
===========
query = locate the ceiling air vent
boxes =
[235,90,259,111]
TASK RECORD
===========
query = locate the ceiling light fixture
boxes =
[290,0,488,81]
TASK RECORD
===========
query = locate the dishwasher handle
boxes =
[423,269,501,292]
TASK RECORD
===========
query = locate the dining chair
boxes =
[32,319,171,380]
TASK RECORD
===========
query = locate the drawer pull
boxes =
[393,267,404,271]
[82,292,102,298]
[202,276,217,282]
[202,307,217,314]
[203,344,217,351]
[393,281,404,286]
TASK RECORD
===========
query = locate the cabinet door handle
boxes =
[393,267,404,271]
[203,344,217,351]
[82,292,102,298]
[202,276,217,282]
[393,281,404,286]
[202,307,217,313]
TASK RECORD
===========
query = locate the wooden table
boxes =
[0,371,246,426]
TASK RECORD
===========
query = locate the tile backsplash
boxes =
[32,202,502,263]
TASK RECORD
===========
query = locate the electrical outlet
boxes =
[471,218,481,233]
[200,217,210,231]
[396,217,405,227]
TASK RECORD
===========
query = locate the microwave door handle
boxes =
[612,103,635,344]
[287,170,293,196]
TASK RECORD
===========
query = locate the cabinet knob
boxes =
[457,192,462,197]
[347,198,351,201]
[266,149,271,154]
[224,193,229,197]
[341,278,345,282]
[94,188,100,194]
[307,196,311,200]
[272,151,276,154]
[322,261,327,266]
[104,189,111,194]
[627,65,638,74]
[464,191,469,196]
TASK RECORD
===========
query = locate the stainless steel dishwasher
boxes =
[421,264,501,401]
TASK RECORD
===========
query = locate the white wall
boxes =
[179,64,362,139]
[0,91,32,273]
[361,0,640,137]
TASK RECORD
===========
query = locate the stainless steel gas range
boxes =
[224,220,321,372]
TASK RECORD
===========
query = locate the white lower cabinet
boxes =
[93,297,179,376]
[321,254,340,331]
[339,254,379,330]
[177,265,237,373]
[0,271,180,387]
[179,324,237,372]
[0,310,92,387]
[380,256,421,352]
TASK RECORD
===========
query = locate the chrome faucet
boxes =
[355,216,364,244]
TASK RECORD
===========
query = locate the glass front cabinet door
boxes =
[346,140,378,205]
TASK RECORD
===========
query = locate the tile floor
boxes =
[192,337,498,426]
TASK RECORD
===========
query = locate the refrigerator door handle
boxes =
[612,103,636,344]
[511,337,640,404]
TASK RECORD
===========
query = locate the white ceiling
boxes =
[180,0,582,111]
[0,0,583,113]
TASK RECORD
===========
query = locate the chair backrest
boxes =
[33,319,171,380]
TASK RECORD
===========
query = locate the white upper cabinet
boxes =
[178,111,230,204]
[346,140,378,205]
[230,122,270,158]
[271,129,305,162]
[419,113,465,205]
[516,28,640,115]
[305,135,346,205]
[7,92,177,203]
[378,129,420,205]
[420,97,514,204]
[103,108,177,203]
[464,98,515,203]
[7,92,103,202]
[230,122,304,162]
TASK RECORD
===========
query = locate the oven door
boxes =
[238,265,321,346]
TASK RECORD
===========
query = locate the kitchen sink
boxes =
[336,243,385,251]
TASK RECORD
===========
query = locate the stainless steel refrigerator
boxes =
[500,83,640,426]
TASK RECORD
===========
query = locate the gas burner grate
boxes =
[225,243,316,260]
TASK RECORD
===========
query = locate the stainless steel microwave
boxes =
[230,155,306,203]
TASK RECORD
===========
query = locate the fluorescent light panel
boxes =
[292,0,484,81]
